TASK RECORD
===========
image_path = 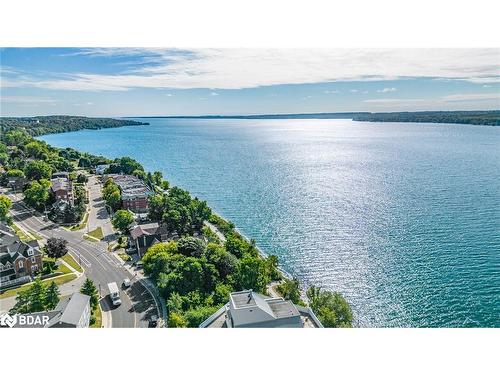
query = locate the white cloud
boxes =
[441,93,500,102]
[2,48,499,91]
[363,98,425,103]
[0,95,58,104]
[350,89,359,93]
[324,90,339,94]
[377,87,397,93]
[210,92,219,96]
[482,84,492,88]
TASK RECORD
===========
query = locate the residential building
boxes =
[6,176,27,192]
[200,290,323,328]
[0,224,43,288]
[107,174,152,213]
[129,222,169,256]
[11,292,91,328]
[50,174,74,205]
[95,164,110,175]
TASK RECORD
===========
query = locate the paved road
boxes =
[85,175,115,240]
[7,194,158,328]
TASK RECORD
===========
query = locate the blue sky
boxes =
[1,48,499,116]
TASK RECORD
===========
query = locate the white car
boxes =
[123,278,131,288]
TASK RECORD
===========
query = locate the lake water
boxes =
[39,118,500,327]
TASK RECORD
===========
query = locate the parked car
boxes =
[123,278,131,288]
[125,247,137,255]
[149,314,158,327]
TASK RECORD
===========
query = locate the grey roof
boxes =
[107,174,152,199]
[130,222,168,240]
[231,290,258,308]
[200,290,323,328]
[50,177,72,192]
[267,299,300,319]
[52,292,90,326]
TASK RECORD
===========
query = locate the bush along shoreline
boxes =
[0,117,353,328]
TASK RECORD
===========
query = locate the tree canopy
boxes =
[306,286,353,328]
[45,237,69,259]
[112,210,134,232]
[0,195,12,221]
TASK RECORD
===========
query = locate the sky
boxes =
[1,48,499,117]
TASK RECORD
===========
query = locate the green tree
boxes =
[4,130,30,146]
[177,236,206,257]
[235,255,270,293]
[10,289,32,314]
[142,241,178,279]
[306,286,353,328]
[29,278,47,312]
[45,237,68,259]
[0,195,12,221]
[44,281,60,310]
[102,179,121,210]
[152,171,163,186]
[157,257,218,298]
[166,292,184,314]
[5,169,25,178]
[184,305,221,328]
[168,312,187,327]
[277,278,302,304]
[213,283,233,304]
[24,160,52,180]
[204,243,238,279]
[80,278,99,310]
[24,141,47,159]
[112,210,134,232]
[24,179,50,210]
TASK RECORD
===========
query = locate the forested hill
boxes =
[0,116,149,136]
[352,111,500,126]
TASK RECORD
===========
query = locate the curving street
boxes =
[6,189,159,328]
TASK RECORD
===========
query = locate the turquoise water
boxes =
[40,118,500,327]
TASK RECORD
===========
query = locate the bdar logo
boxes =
[0,313,17,328]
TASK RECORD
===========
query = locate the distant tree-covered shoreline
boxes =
[0,115,148,137]
[352,110,499,126]
[127,110,499,126]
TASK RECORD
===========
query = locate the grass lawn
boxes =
[28,230,43,240]
[61,253,83,273]
[11,224,34,242]
[90,305,102,328]
[66,212,89,231]
[57,263,72,275]
[0,274,77,299]
[117,252,131,262]
[87,226,104,240]
[83,234,100,242]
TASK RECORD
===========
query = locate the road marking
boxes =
[71,250,92,268]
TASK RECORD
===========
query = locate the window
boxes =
[0,264,3,270]
[31,257,37,263]
[27,249,34,256]
[18,260,24,268]
[1,276,9,282]
[31,265,38,272]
